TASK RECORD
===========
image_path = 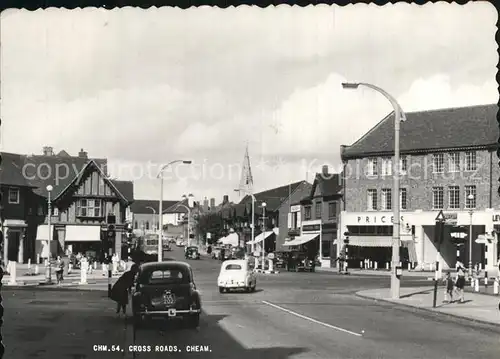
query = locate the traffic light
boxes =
[343,231,350,245]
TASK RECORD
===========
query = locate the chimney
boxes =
[210,198,215,210]
[322,165,328,176]
[223,195,229,204]
[203,197,209,212]
[42,146,54,156]
[78,148,88,159]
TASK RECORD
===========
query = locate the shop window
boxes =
[8,188,19,204]
[304,206,312,220]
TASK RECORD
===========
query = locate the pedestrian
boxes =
[110,265,139,316]
[455,259,466,303]
[55,256,64,285]
[443,272,454,303]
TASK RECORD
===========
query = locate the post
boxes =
[319,221,323,262]
[251,196,255,254]
[494,278,499,295]
[46,191,53,284]
[108,263,112,297]
[469,210,473,278]
[187,208,191,247]
[391,103,401,299]
[433,220,444,308]
[158,177,163,262]
[262,205,266,271]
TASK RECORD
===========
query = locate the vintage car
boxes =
[185,246,200,260]
[131,262,201,328]
[217,259,256,293]
[285,252,316,272]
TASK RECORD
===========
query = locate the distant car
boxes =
[132,261,201,328]
[217,259,256,293]
[185,246,200,260]
[163,243,172,251]
[176,240,184,247]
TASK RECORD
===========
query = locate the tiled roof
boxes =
[164,199,190,214]
[130,200,178,214]
[312,173,342,197]
[341,104,499,159]
[0,152,35,187]
[110,180,134,203]
[239,181,305,212]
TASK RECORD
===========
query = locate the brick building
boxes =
[340,104,499,272]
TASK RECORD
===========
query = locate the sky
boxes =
[1,3,498,204]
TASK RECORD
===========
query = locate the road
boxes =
[3,247,500,358]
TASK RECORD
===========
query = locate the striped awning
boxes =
[348,236,393,248]
[65,225,101,242]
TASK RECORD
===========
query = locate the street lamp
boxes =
[342,82,407,300]
[234,189,256,254]
[157,160,192,262]
[261,202,267,270]
[467,193,475,277]
[45,185,53,284]
[175,203,192,246]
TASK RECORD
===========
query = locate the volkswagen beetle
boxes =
[132,261,201,328]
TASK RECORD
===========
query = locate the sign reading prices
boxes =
[356,215,404,225]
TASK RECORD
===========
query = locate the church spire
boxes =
[238,144,253,197]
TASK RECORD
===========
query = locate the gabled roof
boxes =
[164,199,190,214]
[0,152,36,188]
[131,200,178,214]
[341,104,499,159]
[310,173,342,198]
[239,181,306,212]
[57,150,71,157]
[110,180,134,203]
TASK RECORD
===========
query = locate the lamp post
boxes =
[342,82,406,300]
[45,185,53,284]
[234,189,256,254]
[261,202,267,270]
[468,194,475,277]
[157,160,192,261]
[175,203,192,246]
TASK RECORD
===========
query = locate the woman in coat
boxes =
[110,265,139,315]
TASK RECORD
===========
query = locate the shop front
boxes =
[340,209,498,271]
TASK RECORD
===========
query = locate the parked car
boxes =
[163,242,172,251]
[131,262,201,328]
[217,259,256,293]
[185,246,200,260]
[286,252,316,272]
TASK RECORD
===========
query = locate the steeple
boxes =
[238,144,253,198]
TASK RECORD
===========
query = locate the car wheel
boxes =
[219,287,225,293]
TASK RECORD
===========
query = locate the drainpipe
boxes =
[489,150,493,209]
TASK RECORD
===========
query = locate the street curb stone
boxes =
[355,291,500,328]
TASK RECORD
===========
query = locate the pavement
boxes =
[4,249,500,359]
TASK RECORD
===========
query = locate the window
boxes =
[8,188,19,204]
[400,156,408,173]
[465,185,476,209]
[304,206,311,220]
[449,152,460,172]
[328,202,337,219]
[367,189,377,210]
[52,207,59,216]
[432,187,444,209]
[148,269,185,284]
[76,199,103,217]
[134,221,138,229]
[367,158,378,176]
[146,221,150,230]
[224,264,243,270]
[433,154,444,173]
[315,202,322,219]
[465,151,477,171]
[400,188,407,210]
[381,158,392,176]
[381,189,392,210]
[448,186,460,209]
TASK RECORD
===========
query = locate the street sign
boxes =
[435,210,445,222]
[443,213,458,226]
[476,234,496,244]
[450,232,467,239]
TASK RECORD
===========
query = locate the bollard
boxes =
[94,262,97,270]
[443,285,449,302]
[474,278,480,292]
[68,263,72,274]
[101,263,105,272]
[8,262,17,285]
[407,262,411,270]
[360,261,363,269]
[36,254,40,265]
[108,266,112,297]
[268,259,273,273]
[484,272,488,289]
[374,262,378,270]
[80,265,88,284]
[34,264,39,275]
[494,278,499,295]
[27,258,31,270]
[386,262,389,270]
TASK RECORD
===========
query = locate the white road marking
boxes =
[262,300,363,337]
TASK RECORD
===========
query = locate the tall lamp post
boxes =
[467,193,475,277]
[261,202,267,270]
[234,189,256,254]
[157,160,192,261]
[45,185,53,284]
[342,82,407,300]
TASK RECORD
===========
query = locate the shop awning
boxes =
[4,219,27,228]
[283,233,319,247]
[36,225,54,241]
[248,228,278,245]
[65,225,101,242]
[348,236,393,248]
[218,233,239,246]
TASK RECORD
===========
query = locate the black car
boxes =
[185,246,200,260]
[132,261,201,328]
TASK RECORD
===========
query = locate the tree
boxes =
[196,212,224,245]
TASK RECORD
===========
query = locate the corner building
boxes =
[340,104,500,272]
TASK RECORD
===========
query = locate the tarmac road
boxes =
[3,247,500,359]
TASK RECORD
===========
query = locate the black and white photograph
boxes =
[0,2,499,358]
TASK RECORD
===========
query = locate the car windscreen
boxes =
[224,264,243,271]
[140,268,190,284]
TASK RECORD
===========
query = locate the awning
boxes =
[348,236,393,248]
[248,228,278,245]
[65,225,101,242]
[36,225,54,241]
[4,219,27,228]
[218,233,239,246]
[283,233,319,247]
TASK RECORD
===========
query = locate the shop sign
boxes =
[356,215,404,225]
[443,212,457,225]
[303,224,321,232]
[290,205,301,213]
[492,214,500,223]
